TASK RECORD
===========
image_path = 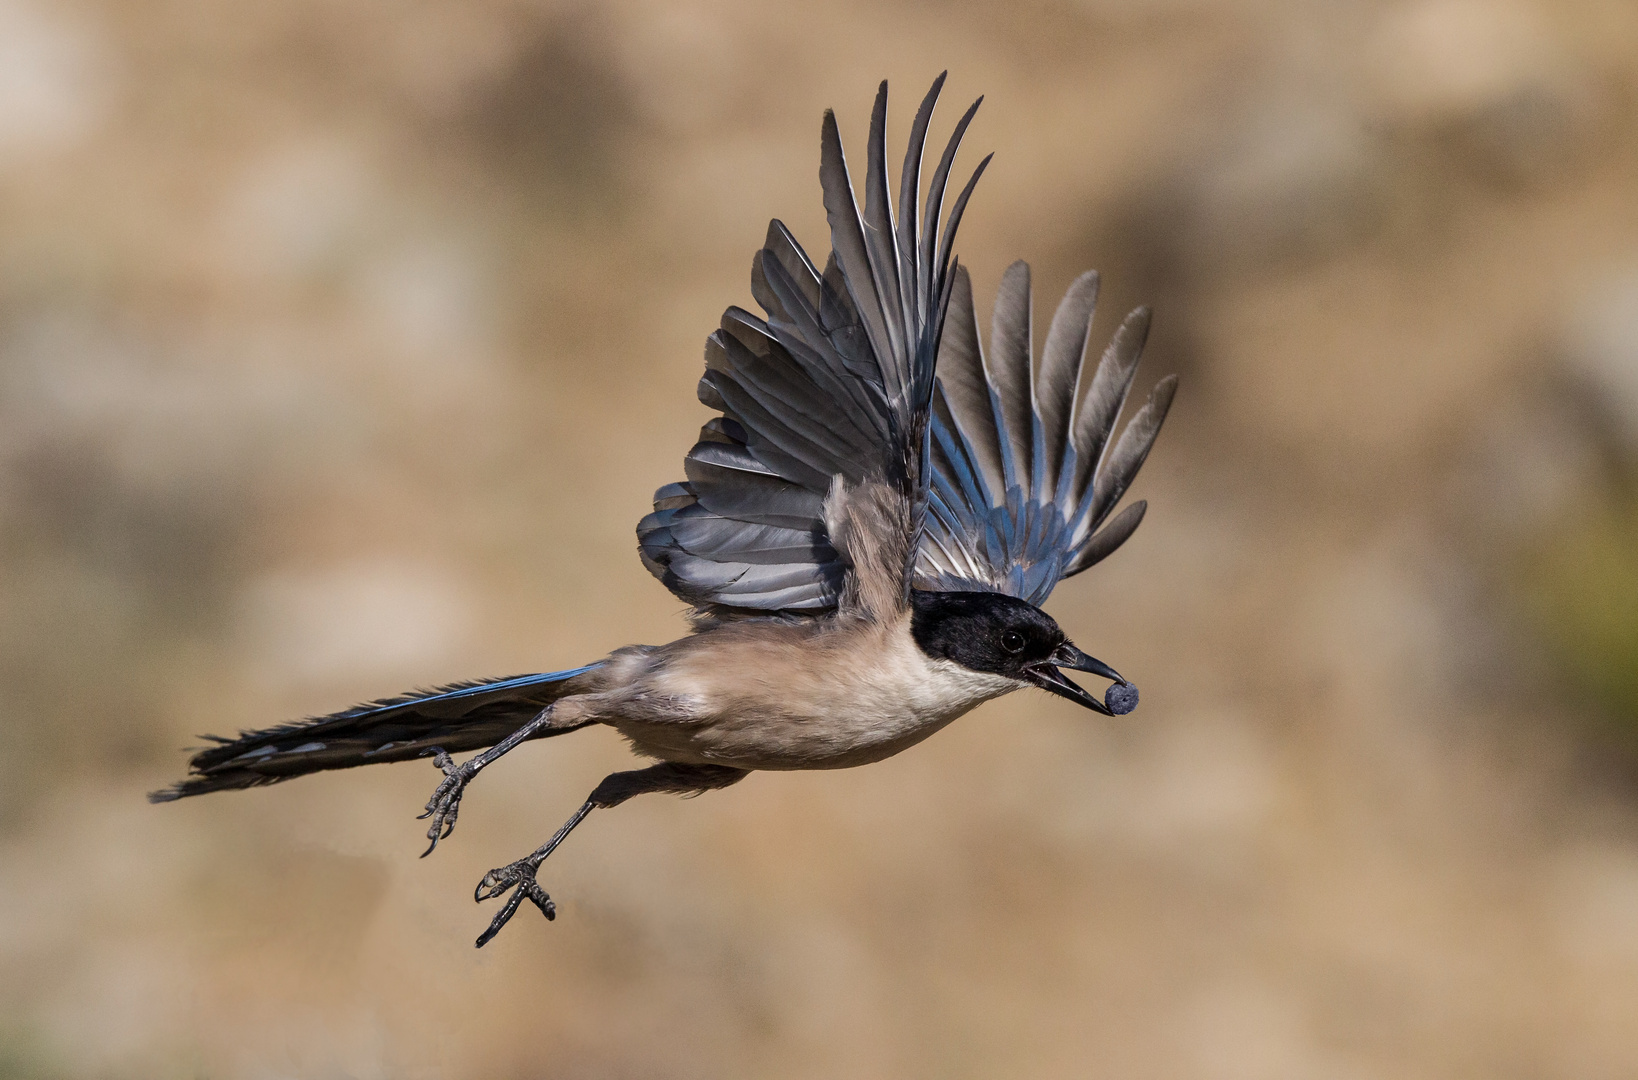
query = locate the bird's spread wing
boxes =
[638,74,989,616]
[918,262,1177,604]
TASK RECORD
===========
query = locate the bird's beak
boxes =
[1023,643,1125,716]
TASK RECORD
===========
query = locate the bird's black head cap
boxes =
[911,590,1065,676]
[909,589,1136,715]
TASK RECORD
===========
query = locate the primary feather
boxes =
[638,75,1173,619]
[917,267,1176,603]
[638,75,987,619]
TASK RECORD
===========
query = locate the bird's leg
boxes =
[470,799,591,946]
[419,705,559,856]
[472,762,747,947]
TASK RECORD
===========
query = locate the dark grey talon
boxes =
[473,857,556,947]
[417,748,475,857]
[467,800,595,946]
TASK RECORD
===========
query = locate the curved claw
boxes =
[474,867,511,903]
[474,861,555,948]
[416,749,457,823]
[417,748,469,857]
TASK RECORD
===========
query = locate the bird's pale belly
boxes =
[609,648,1020,771]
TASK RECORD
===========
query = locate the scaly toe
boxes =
[475,871,511,902]
[473,873,555,947]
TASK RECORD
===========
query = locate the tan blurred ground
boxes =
[4,0,1638,1076]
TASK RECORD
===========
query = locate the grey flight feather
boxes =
[1038,269,1101,497]
[933,266,1006,499]
[917,265,1176,604]
[989,261,1036,497]
[639,75,986,619]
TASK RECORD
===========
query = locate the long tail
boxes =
[149,664,604,802]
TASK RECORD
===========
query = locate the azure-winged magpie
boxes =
[153,74,1177,948]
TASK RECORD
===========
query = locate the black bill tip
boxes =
[1033,642,1139,717]
[1051,642,1122,684]
[1104,681,1139,716]
[1023,663,1112,715]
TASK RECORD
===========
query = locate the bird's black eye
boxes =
[1000,630,1026,654]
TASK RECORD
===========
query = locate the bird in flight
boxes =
[153,74,1176,948]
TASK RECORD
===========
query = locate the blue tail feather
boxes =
[149,662,605,802]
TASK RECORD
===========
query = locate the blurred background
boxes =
[4,0,1638,1076]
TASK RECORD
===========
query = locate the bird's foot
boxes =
[417,748,475,856]
[473,854,555,947]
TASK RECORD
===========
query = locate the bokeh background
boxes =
[4,0,1638,1076]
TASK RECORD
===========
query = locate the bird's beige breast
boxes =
[608,618,1018,770]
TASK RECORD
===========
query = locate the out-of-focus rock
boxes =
[235,559,476,691]
[0,0,109,166]
[1364,0,1607,189]
[1455,391,1601,539]
[216,139,378,283]
[1066,0,1232,21]
[450,13,641,202]
[1171,100,1388,275]
[389,5,521,120]
[1562,262,1638,457]
[1551,844,1638,970]
[349,237,499,386]
[1184,980,1340,1080]
[1512,261,1638,735]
